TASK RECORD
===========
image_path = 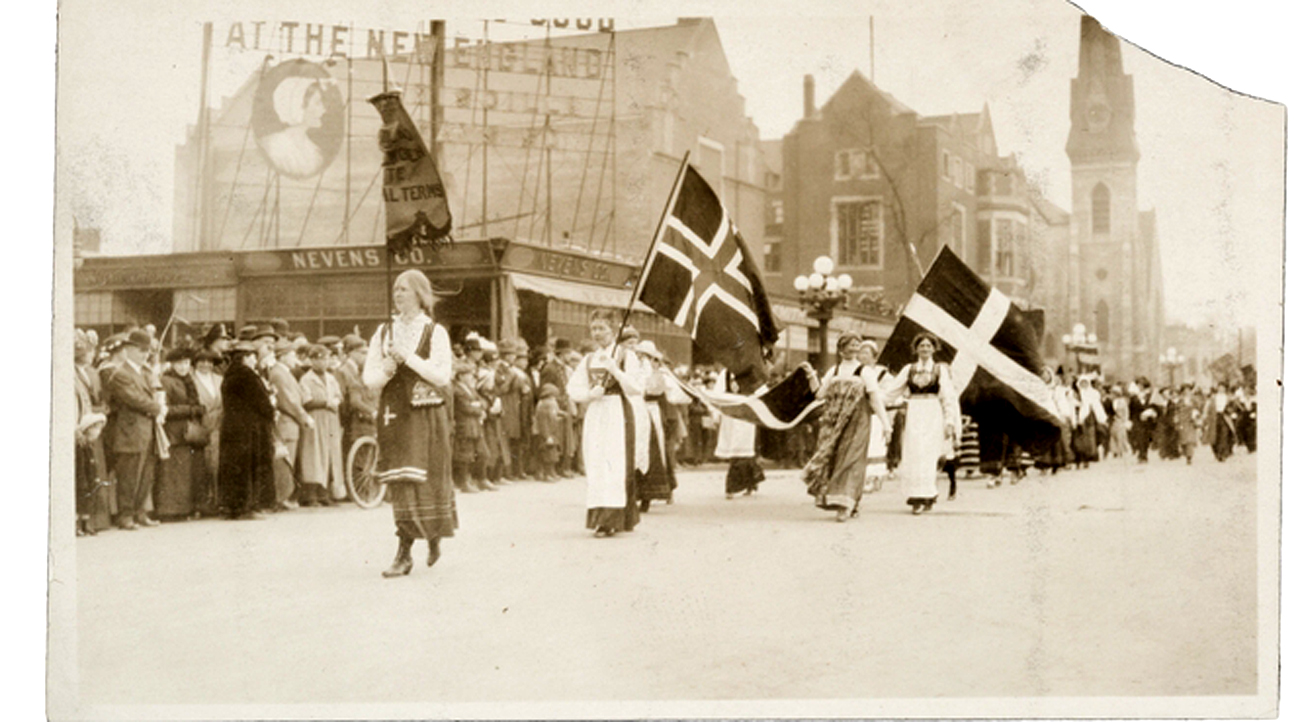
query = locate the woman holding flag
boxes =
[566,309,644,538]
[880,333,959,515]
[802,338,893,522]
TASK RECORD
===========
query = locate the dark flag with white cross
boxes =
[878,246,1062,454]
[635,163,780,392]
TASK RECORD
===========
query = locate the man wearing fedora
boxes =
[103,329,165,530]
[268,332,312,508]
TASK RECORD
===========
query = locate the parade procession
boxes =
[54,6,1280,716]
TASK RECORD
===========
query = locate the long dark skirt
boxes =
[886,407,905,471]
[1073,416,1099,463]
[385,405,457,539]
[638,425,676,502]
[155,444,198,517]
[725,457,765,495]
[75,444,98,518]
[1211,416,1236,461]
[1035,424,1073,470]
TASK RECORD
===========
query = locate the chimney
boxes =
[803,74,815,119]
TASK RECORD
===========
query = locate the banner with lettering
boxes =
[369,90,453,255]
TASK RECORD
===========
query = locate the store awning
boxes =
[508,272,652,312]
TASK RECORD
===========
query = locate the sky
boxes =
[53,0,1286,331]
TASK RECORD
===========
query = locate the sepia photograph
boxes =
[40,0,1287,718]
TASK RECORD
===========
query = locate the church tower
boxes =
[1066,15,1160,380]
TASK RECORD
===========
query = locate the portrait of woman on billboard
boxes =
[252,59,345,179]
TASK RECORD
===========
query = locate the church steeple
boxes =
[1066,16,1139,164]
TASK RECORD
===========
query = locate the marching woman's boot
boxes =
[382,536,415,578]
[427,537,441,567]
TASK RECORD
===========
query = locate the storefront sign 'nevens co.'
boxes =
[234,243,636,287]
[503,246,635,287]
[236,245,489,275]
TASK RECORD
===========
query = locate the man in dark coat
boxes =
[103,329,164,530]
[1129,378,1159,463]
[218,341,278,519]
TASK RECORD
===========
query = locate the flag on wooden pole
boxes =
[633,163,780,392]
[369,90,453,256]
[879,246,1062,453]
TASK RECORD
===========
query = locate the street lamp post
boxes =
[1061,323,1098,375]
[1159,346,1185,388]
[794,255,853,372]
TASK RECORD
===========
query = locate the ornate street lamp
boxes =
[794,255,854,371]
[1159,346,1186,388]
[1061,323,1098,375]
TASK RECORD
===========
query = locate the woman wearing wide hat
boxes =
[156,346,207,519]
[363,269,457,577]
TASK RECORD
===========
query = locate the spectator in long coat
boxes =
[190,349,224,515]
[103,329,164,530]
[337,334,377,454]
[497,339,532,480]
[218,341,277,519]
[75,331,108,536]
[540,339,575,476]
[452,361,488,491]
[298,345,346,504]
[269,338,312,507]
[156,347,206,519]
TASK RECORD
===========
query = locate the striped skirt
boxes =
[378,403,457,540]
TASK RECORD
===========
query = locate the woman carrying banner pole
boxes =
[879,333,959,515]
[566,309,644,538]
[363,269,457,578]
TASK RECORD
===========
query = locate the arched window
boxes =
[1096,299,1110,342]
[1092,183,1110,234]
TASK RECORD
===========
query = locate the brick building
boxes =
[774,71,1046,336]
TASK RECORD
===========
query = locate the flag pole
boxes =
[615,150,691,342]
[378,45,394,322]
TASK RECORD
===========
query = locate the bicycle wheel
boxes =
[345,436,386,509]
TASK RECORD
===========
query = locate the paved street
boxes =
[71,452,1258,705]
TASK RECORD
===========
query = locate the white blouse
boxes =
[363,312,453,391]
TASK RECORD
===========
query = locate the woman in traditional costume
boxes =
[1072,374,1107,468]
[634,339,680,511]
[715,370,765,499]
[880,333,959,514]
[566,309,644,537]
[802,340,892,522]
[364,269,457,577]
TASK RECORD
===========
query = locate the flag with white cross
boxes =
[635,163,780,393]
[879,246,1063,454]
